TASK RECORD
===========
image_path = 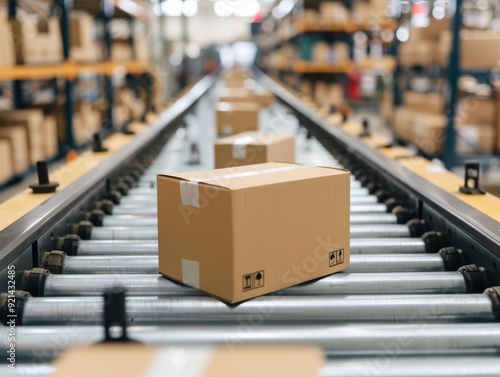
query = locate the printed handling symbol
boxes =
[243,274,253,291]
[254,271,264,288]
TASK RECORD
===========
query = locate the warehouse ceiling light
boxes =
[234,0,260,17]
[182,0,198,17]
[214,0,233,17]
[162,0,182,16]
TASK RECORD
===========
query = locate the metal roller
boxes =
[88,224,414,240]
[19,294,498,326]
[320,357,500,377]
[2,323,500,361]
[55,254,447,275]
[111,203,390,216]
[33,270,480,297]
[74,238,428,256]
[100,213,399,227]
[3,358,500,377]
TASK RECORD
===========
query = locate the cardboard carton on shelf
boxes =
[157,162,350,304]
[393,106,416,142]
[70,12,102,62]
[319,1,350,25]
[456,98,496,126]
[0,11,15,67]
[215,131,295,169]
[216,102,259,135]
[0,109,46,164]
[411,112,446,154]
[0,126,29,174]
[398,40,436,67]
[460,30,500,69]
[457,124,495,155]
[111,40,133,62]
[0,139,14,183]
[43,115,59,159]
[403,92,445,114]
[51,344,324,377]
[11,16,63,64]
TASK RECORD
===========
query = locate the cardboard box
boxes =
[157,162,350,303]
[70,12,102,61]
[457,124,495,154]
[215,131,295,169]
[218,87,255,103]
[0,126,29,173]
[404,92,444,114]
[319,1,349,25]
[44,116,59,158]
[111,40,133,61]
[51,344,324,377]
[0,12,15,67]
[393,106,416,141]
[0,110,45,164]
[253,88,275,107]
[11,16,63,64]
[0,139,13,183]
[412,113,446,154]
[398,40,435,67]
[457,98,496,126]
[461,30,500,69]
[216,102,259,135]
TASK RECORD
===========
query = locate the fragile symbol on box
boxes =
[329,249,344,267]
[242,270,265,291]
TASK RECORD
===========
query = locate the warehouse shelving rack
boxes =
[0,0,154,190]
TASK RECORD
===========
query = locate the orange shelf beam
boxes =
[293,60,354,74]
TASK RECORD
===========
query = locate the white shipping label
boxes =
[232,135,257,159]
[182,259,200,289]
[180,180,200,208]
[142,347,213,377]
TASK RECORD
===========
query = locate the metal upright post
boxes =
[443,0,462,169]
[56,0,76,149]
[103,9,115,131]
[8,0,23,109]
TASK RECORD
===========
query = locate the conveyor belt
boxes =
[1,72,500,376]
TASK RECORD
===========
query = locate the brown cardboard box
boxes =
[457,98,496,126]
[312,42,331,62]
[216,102,259,135]
[0,12,15,67]
[319,1,349,25]
[157,162,350,303]
[44,116,59,158]
[404,92,445,114]
[0,110,45,164]
[412,113,446,154]
[111,40,133,61]
[461,30,500,69]
[51,344,324,377]
[0,126,29,173]
[70,12,102,61]
[437,30,452,66]
[398,40,435,67]
[215,131,295,169]
[393,106,416,141]
[11,16,63,64]
[253,88,275,107]
[218,87,255,103]
[0,139,13,183]
[457,124,495,154]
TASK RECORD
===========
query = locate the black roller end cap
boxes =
[0,291,31,325]
[359,119,371,138]
[384,198,402,213]
[459,264,489,293]
[16,269,50,297]
[105,190,122,205]
[439,247,465,271]
[407,219,426,237]
[366,181,381,195]
[393,206,417,224]
[483,287,500,322]
[56,234,81,255]
[72,221,93,240]
[88,209,105,227]
[29,161,59,194]
[42,250,66,274]
[114,182,129,196]
[421,231,445,253]
[95,199,114,215]
[375,189,392,203]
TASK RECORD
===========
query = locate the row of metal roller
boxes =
[1,99,500,376]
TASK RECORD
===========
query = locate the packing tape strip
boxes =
[143,346,213,377]
[232,135,257,159]
[180,165,310,208]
